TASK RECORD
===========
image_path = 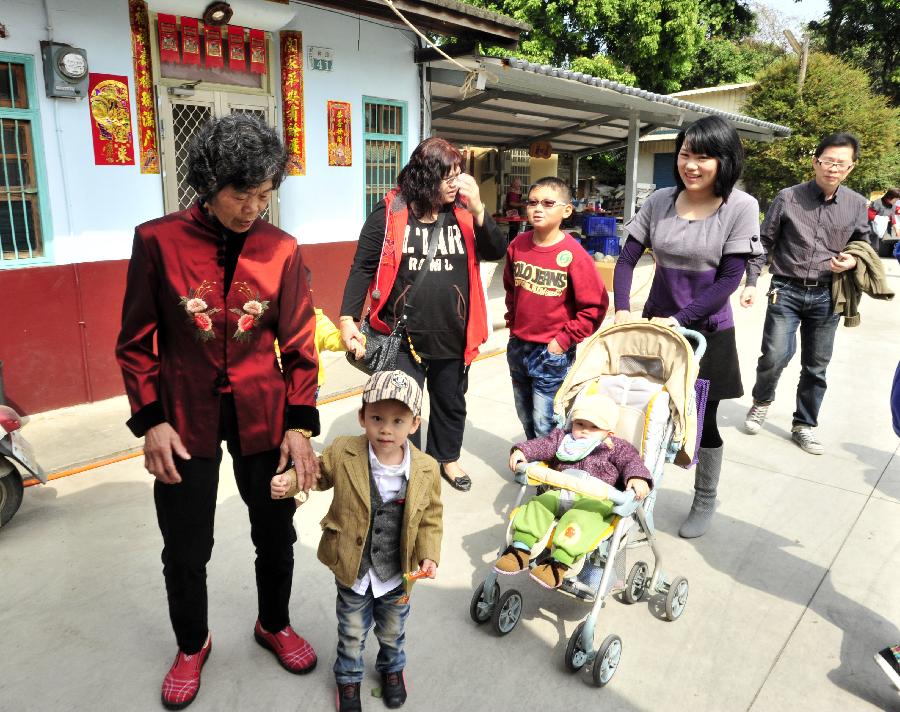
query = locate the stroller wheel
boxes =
[665,576,689,621]
[564,621,590,672]
[469,580,500,624]
[491,589,523,636]
[623,561,649,604]
[591,634,622,687]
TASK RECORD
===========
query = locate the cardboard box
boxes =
[595,259,616,291]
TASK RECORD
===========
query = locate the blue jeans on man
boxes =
[333,583,409,684]
[751,277,840,427]
[507,336,576,440]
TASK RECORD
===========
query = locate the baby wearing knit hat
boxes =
[497,389,653,589]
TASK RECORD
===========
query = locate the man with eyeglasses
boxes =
[743,132,870,454]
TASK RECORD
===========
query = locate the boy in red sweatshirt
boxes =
[503,177,609,439]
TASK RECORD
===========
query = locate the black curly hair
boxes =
[396,137,463,217]
[186,114,287,200]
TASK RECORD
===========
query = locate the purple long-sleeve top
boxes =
[515,428,652,489]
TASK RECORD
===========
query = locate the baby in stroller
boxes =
[494,389,652,589]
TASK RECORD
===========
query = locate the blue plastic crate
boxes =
[584,215,617,238]
[583,235,620,256]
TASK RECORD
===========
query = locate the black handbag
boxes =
[346,212,446,375]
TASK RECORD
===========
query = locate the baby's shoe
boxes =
[494,545,529,574]
[530,560,569,589]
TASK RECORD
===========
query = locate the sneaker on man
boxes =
[791,426,824,455]
[744,403,769,434]
[874,644,900,691]
[161,634,211,710]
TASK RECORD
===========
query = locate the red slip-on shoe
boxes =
[161,634,211,710]
[253,619,317,674]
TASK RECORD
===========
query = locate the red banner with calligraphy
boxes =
[88,73,136,166]
[249,28,266,74]
[181,16,200,65]
[128,0,159,173]
[280,31,305,176]
[228,25,246,72]
[205,25,224,69]
[157,13,179,63]
[327,101,352,167]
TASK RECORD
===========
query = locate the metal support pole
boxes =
[623,112,640,222]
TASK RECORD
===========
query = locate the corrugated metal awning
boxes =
[428,57,791,155]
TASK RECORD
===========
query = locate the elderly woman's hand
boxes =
[144,422,191,484]
[339,317,366,359]
[278,431,319,492]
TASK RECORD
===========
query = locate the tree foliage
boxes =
[466,0,705,92]
[809,0,900,104]
[741,53,900,208]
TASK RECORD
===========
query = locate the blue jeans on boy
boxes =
[751,277,840,428]
[507,336,576,440]
[333,582,410,684]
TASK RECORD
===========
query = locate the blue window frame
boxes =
[0,53,52,267]
[362,97,407,218]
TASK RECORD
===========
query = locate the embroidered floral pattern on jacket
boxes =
[230,281,270,341]
[178,281,220,342]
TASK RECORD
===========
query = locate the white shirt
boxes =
[350,441,411,597]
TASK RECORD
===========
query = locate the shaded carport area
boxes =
[427,56,791,219]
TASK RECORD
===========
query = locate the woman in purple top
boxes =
[613,116,763,539]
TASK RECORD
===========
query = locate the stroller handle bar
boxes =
[677,327,707,359]
[514,462,636,507]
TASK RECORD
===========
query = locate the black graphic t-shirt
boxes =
[341,202,506,360]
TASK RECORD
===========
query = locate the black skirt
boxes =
[696,327,743,401]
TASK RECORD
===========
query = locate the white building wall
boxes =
[2,0,421,264]
[4,0,165,265]
[277,4,421,245]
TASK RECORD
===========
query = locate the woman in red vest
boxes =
[339,138,506,491]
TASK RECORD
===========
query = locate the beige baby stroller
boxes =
[470,321,706,687]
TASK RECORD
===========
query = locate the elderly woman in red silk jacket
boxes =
[116,115,319,710]
[338,137,506,492]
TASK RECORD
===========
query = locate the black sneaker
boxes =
[875,645,900,691]
[336,682,362,712]
[381,670,407,709]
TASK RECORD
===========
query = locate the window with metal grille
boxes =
[0,54,50,266]
[363,97,406,217]
[502,148,530,198]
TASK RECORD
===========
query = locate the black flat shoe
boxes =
[439,463,471,492]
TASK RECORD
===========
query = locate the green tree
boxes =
[810,0,900,104]
[466,0,704,93]
[741,53,900,208]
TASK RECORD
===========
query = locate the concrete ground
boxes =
[3,258,900,711]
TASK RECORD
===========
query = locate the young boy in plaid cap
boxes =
[271,370,443,712]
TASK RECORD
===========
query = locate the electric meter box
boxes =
[40,42,89,99]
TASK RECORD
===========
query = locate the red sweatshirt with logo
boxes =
[503,231,608,351]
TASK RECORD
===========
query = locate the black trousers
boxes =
[394,349,469,463]
[153,395,297,653]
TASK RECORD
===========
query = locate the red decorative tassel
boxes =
[157,13,180,63]
[205,25,224,69]
[181,17,200,65]
[249,28,266,74]
[228,25,246,72]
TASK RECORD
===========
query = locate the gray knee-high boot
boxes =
[679,445,723,539]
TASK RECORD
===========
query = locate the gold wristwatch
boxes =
[288,427,313,439]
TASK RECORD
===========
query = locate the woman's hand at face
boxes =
[143,422,191,484]
[339,317,366,359]
[456,173,486,223]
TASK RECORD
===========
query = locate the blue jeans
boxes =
[333,582,410,684]
[507,337,576,440]
[751,277,840,428]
